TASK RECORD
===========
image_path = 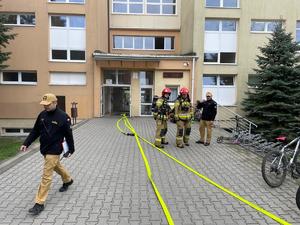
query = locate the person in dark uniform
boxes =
[195,91,217,146]
[20,93,75,215]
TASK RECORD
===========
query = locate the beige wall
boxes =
[2,0,300,130]
[191,0,300,115]
[0,0,108,120]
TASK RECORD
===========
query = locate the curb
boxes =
[0,119,89,175]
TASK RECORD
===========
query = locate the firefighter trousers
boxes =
[154,119,168,147]
[176,119,191,146]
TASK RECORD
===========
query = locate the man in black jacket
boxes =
[20,93,75,215]
[195,92,217,146]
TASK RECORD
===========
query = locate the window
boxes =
[112,0,176,15]
[50,15,86,61]
[2,128,32,136]
[206,0,238,8]
[204,19,237,64]
[140,71,154,85]
[220,52,236,63]
[118,70,131,84]
[203,74,236,105]
[0,71,37,85]
[103,70,131,85]
[204,53,218,63]
[140,71,153,115]
[49,0,85,3]
[3,14,35,26]
[166,86,179,102]
[251,20,279,32]
[204,52,236,64]
[205,19,237,32]
[50,72,86,85]
[296,21,300,43]
[113,35,174,50]
[248,74,259,88]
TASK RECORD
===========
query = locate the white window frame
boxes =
[3,13,35,26]
[204,52,237,64]
[103,70,131,86]
[0,71,37,85]
[205,0,239,8]
[205,19,237,32]
[49,72,87,86]
[247,74,259,89]
[113,35,174,51]
[49,15,86,62]
[139,71,154,116]
[48,0,85,4]
[112,0,177,15]
[250,20,279,33]
[1,128,32,136]
[203,74,236,106]
[204,19,237,65]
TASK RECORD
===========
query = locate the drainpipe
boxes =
[107,0,110,52]
[191,57,196,104]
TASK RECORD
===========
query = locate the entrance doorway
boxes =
[102,86,130,116]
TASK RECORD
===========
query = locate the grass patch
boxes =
[0,137,24,161]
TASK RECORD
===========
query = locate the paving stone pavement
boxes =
[0,117,300,225]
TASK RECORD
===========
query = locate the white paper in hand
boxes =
[62,139,69,154]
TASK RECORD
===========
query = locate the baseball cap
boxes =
[40,93,57,105]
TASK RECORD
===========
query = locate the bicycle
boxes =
[261,136,300,188]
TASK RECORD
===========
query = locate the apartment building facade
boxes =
[0,0,300,135]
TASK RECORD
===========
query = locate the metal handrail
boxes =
[216,104,258,134]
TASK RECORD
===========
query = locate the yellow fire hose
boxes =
[116,115,290,225]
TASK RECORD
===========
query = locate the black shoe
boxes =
[185,143,190,146]
[28,203,44,215]
[177,144,184,148]
[155,144,164,148]
[162,141,169,145]
[204,142,210,146]
[196,140,204,144]
[59,179,73,192]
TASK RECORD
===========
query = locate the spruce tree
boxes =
[0,11,16,70]
[242,23,300,140]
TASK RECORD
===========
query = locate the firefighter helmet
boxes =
[180,87,189,95]
[162,88,171,96]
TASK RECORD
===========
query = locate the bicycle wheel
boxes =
[261,150,287,188]
[296,186,300,210]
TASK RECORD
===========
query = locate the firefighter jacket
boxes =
[23,107,75,155]
[196,99,217,121]
[174,97,193,121]
[153,97,170,121]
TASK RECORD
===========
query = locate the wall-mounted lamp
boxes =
[183,62,189,67]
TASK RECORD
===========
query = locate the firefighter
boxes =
[153,88,171,148]
[174,87,193,148]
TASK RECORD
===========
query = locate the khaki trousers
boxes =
[199,120,213,144]
[35,155,71,204]
[155,119,168,147]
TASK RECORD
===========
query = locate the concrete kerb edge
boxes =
[0,119,90,175]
